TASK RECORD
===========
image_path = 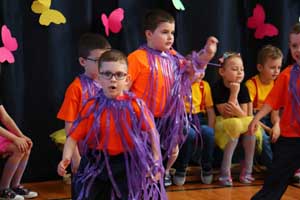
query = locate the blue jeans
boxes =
[256,114,273,169]
[174,116,215,175]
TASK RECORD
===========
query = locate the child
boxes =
[57,50,166,200]
[250,23,300,200]
[0,102,38,199]
[54,33,111,173]
[246,45,282,169]
[212,52,260,186]
[173,65,215,186]
[127,9,218,186]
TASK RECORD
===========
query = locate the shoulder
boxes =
[128,49,149,68]
[245,75,258,85]
[128,49,147,61]
[280,65,292,77]
[240,82,249,92]
[67,77,82,90]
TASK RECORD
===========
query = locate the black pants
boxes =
[251,137,300,200]
[72,151,128,200]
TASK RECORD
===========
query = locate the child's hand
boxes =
[57,159,70,176]
[248,119,259,135]
[197,36,218,67]
[229,82,240,96]
[21,135,33,149]
[14,137,29,153]
[224,102,245,117]
[152,172,161,182]
[271,123,280,143]
[204,36,218,58]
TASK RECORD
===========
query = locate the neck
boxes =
[84,72,97,80]
[146,42,164,53]
[258,74,272,85]
[223,79,231,88]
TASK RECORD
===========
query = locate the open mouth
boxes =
[109,86,116,90]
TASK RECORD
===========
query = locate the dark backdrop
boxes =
[0,0,299,182]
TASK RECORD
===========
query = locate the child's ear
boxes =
[257,64,263,72]
[78,57,86,66]
[125,74,131,83]
[218,67,224,76]
[125,74,132,90]
[145,30,152,39]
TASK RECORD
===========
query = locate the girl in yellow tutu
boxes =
[212,52,260,186]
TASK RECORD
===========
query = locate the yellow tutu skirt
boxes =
[50,129,66,144]
[215,116,263,152]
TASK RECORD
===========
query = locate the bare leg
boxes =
[0,144,24,189]
[165,145,179,174]
[11,147,31,188]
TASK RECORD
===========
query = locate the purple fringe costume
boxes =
[70,90,166,200]
[139,45,203,159]
[289,64,300,124]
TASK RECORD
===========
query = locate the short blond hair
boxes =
[257,45,283,65]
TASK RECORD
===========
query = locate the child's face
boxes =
[258,57,282,82]
[99,61,129,99]
[145,22,175,52]
[289,33,300,65]
[79,49,107,79]
[219,57,244,84]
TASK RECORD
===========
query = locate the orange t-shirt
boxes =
[265,65,300,137]
[70,94,155,155]
[57,76,100,122]
[128,49,179,117]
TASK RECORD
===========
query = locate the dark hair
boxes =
[143,9,175,32]
[78,33,111,58]
[290,23,300,35]
[98,49,128,69]
[257,45,283,65]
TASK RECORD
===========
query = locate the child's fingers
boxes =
[57,160,70,176]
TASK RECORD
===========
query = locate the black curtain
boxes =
[0,0,299,182]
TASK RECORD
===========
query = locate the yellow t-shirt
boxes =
[185,80,213,114]
[245,75,274,110]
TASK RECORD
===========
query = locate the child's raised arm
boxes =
[197,36,218,69]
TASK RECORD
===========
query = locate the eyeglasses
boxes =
[85,57,100,63]
[99,71,127,80]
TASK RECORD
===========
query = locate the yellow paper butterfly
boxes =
[31,0,66,26]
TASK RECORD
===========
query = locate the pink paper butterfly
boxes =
[247,4,279,39]
[101,8,124,36]
[0,25,18,63]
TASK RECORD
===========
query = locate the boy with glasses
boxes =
[57,49,165,200]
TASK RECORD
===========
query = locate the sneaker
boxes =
[173,174,186,186]
[200,169,213,184]
[239,173,255,184]
[0,188,24,200]
[12,186,38,199]
[219,176,233,187]
[293,169,300,183]
[164,174,172,187]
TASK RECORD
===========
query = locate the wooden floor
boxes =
[23,179,300,200]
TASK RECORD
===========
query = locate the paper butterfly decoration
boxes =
[31,0,66,26]
[101,8,124,36]
[0,25,18,64]
[247,4,278,39]
[172,0,185,11]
